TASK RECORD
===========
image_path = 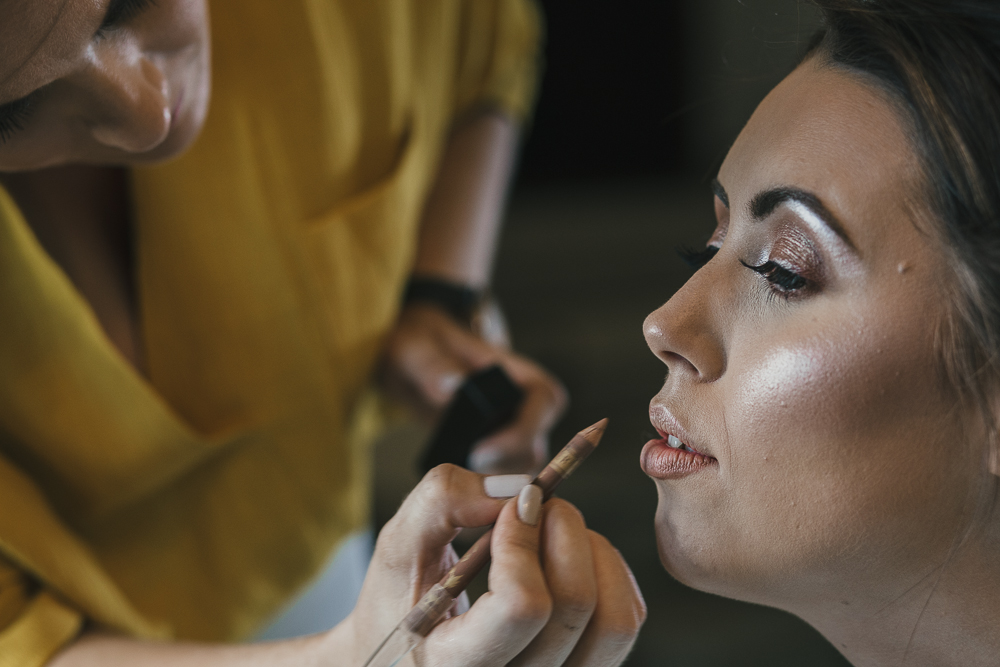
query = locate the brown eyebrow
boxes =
[749,187,856,251]
[710,178,729,208]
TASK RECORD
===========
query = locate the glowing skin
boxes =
[0,0,211,169]
[643,58,1000,665]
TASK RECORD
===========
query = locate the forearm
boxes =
[47,622,352,667]
[411,111,520,288]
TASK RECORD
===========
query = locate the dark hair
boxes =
[810,1,1000,429]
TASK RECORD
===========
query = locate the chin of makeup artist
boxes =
[379,111,567,474]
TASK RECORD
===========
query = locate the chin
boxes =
[652,503,777,605]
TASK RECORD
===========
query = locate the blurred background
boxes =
[376,1,853,664]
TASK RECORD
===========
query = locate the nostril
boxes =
[85,57,172,154]
[90,106,171,153]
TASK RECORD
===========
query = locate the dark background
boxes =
[517,0,823,183]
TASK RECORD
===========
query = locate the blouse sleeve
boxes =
[452,0,544,122]
[0,557,82,667]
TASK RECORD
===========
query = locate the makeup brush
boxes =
[362,418,609,667]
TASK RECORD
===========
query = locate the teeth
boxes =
[667,435,684,449]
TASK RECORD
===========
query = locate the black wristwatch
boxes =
[402,276,485,329]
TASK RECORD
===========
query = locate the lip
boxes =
[170,89,185,126]
[642,406,717,480]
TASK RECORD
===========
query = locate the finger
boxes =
[420,487,551,667]
[390,321,476,407]
[470,355,568,473]
[562,532,647,667]
[506,500,597,667]
[375,465,504,571]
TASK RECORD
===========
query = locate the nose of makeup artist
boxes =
[643,274,726,382]
[83,56,171,153]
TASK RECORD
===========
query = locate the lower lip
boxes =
[171,91,185,124]
[640,439,717,480]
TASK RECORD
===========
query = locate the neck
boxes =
[0,165,145,373]
[798,527,1000,666]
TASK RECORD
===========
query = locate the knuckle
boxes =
[545,498,585,525]
[502,588,553,627]
[551,586,597,622]
[418,464,464,504]
[598,607,645,645]
[504,529,540,555]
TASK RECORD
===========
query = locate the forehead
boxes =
[0,0,94,101]
[719,58,925,251]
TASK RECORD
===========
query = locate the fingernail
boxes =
[469,447,504,473]
[439,373,463,397]
[517,484,543,526]
[484,474,532,498]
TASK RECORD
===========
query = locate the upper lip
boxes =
[649,403,713,458]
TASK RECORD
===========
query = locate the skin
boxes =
[643,57,1000,665]
[51,466,646,667]
[0,0,601,664]
[0,0,564,474]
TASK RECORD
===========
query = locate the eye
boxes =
[0,97,36,145]
[677,245,720,270]
[740,259,808,295]
[97,0,157,37]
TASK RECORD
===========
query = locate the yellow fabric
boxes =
[0,0,541,662]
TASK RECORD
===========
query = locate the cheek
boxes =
[657,299,974,600]
[724,306,967,573]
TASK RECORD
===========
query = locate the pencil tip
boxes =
[580,418,609,445]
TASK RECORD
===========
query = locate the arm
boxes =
[49,468,644,666]
[381,111,568,473]
[411,111,518,288]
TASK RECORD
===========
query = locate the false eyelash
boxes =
[740,259,808,293]
[98,0,157,35]
[677,245,720,270]
[0,97,35,144]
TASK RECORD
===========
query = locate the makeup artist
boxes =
[0,0,644,664]
[641,1,1000,664]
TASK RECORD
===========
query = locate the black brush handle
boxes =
[419,365,525,473]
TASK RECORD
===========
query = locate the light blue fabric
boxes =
[254,530,373,640]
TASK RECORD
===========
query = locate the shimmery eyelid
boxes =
[769,226,823,284]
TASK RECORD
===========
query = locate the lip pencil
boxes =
[362,418,609,667]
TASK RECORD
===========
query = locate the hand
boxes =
[344,466,646,666]
[379,304,568,474]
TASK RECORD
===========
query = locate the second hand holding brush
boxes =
[363,418,611,667]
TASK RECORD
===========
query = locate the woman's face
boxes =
[0,0,209,170]
[642,58,988,613]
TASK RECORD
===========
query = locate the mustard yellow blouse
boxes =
[0,0,540,664]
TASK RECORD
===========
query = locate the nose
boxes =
[83,55,171,153]
[643,263,727,382]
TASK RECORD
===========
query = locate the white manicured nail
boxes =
[484,474,532,498]
[517,484,543,526]
[439,373,463,397]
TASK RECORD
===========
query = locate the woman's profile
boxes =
[641,0,1000,663]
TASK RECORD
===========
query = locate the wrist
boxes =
[403,276,486,329]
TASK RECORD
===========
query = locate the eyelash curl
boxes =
[677,245,719,270]
[0,98,35,144]
[740,259,808,296]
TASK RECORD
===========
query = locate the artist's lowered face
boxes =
[0,0,210,170]
[641,58,986,614]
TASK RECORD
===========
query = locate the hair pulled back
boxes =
[811,0,1000,422]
